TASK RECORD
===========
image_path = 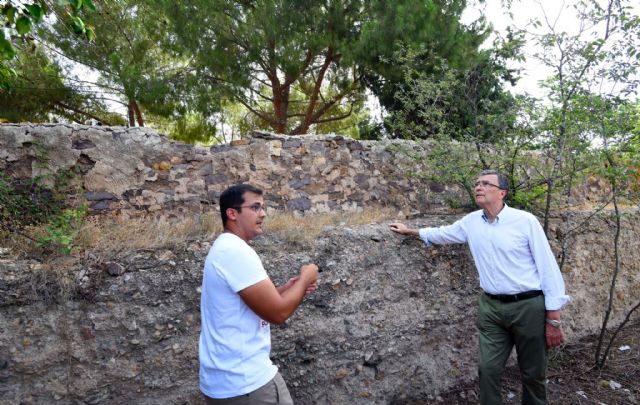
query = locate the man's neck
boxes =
[482,203,505,223]
[223,227,249,243]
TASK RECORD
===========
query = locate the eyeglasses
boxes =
[474,180,502,189]
[233,203,265,213]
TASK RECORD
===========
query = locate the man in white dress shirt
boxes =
[390,170,569,405]
[199,184,319,404]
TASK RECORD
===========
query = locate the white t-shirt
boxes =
[199,232,278,399]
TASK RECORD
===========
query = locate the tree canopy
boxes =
[1,0,95,91]
[153,0,489,136]
[0,45,122,124]
[42,0,193,127]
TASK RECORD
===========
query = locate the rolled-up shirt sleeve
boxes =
[528,217,570,310]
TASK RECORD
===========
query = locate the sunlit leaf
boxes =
[85,25,95,41]
[3,5,16,23]
[70,15,85,34]
[15,16,32,35]
[83,0,97,12]
[26,4,44,23]
[0,34,17,60]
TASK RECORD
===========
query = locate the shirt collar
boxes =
[481,203,509,223]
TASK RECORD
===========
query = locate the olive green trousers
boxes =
[477,294,548,405]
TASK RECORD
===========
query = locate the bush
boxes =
[36,205,88,255]
[0,174,64,231]
[0,170,86,255]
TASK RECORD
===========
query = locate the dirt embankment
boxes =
[1,210,639,404]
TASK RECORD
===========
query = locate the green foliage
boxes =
[148,111,222,145]
[1,0,94,90]
[589,97,640,202]
[508,185,547,213]
[152,0,487,135]
[384,29,523,142]
[42,0,187,127]
[0,46,121,124]
[154,0,359,134]
[36,205,87,255]
[0,121,88,255]
[361,0,491,115]
[0,175,62,231]
[411,137,482,209]
[356,117,384,140]
[0,166,87,256]
[386,58,461,139]
[0,166,81,228]
[522,0,640,231]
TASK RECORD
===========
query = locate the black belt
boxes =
[485,290,543,303]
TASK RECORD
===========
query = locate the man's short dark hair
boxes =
[477,169,509,200]
[219,184,263,227]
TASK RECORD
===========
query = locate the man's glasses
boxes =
[474,180,502,189]
[233,203,265,213]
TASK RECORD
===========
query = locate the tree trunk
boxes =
[298,49,334,135]
[271,83,290,134]
[594,150,622,369]
[543,104,568,235]
[128,99,144,127]
[127,101,135,127]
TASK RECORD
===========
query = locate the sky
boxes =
[462,0,548,97]
[462,0,640,99]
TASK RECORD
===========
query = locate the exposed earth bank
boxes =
[1,210,639,404]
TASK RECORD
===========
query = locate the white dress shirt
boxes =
[419,205,570,310]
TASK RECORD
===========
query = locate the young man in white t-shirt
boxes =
[200,184,319,404]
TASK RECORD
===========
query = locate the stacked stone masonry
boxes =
[0,124,482,217]
[1,124,613,217]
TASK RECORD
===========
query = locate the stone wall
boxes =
[0,124,468,217]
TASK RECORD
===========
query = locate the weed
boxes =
[36,205,88,255]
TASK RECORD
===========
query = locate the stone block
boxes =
[86,192,118,201]
[205,174,228,185]
[71,139,96,150]
[90,201,111,210]
[287,197,312,211]
[283,139,302,148]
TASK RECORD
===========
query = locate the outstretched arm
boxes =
[389,223,420,237]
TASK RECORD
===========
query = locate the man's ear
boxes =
[226,207,238,221]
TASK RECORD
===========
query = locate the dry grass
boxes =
[76,212,223,256]
[264,207,398,247]
[2,208,399,259]
[77,207,397,255]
